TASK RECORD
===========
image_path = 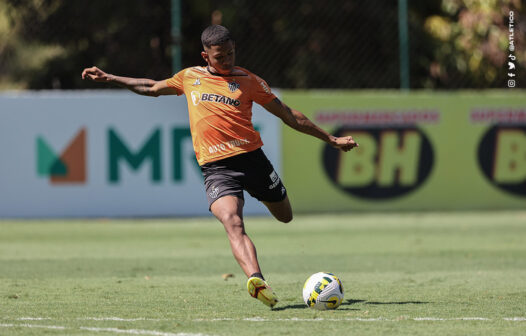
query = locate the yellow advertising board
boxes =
[281,91,526,212]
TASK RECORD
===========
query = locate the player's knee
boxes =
[220,213,245,234]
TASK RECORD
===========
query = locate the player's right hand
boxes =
[81,66,111,82]
[331,135,359,152]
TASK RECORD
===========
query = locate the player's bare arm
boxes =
[263,98,358,152]
[81,66,178,97]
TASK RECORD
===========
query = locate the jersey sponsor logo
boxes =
[228,81,240,93]
[208,139,251,154]
[191,91,201,106]
[201,93,241,107]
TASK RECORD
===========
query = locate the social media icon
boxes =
[508,80,516,88]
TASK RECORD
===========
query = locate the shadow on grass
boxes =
[272,304,308,311]
[272,299,365,311]
[365,301,430,305]
[343,299,366,305]
[272,299,429,311]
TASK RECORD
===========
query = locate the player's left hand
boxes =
[81,66,111,82]
[330,135,359,152]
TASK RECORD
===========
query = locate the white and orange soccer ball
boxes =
[303,272,344,310]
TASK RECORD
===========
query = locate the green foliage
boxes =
[0,0,171,89]
[0,1,63,89]
[0,0,523,89]
[183,0,402,89]
[1,212,525,335]
[422,0,525,88]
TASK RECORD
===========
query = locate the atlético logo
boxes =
[209,186,219,199]
[228,81,240,93]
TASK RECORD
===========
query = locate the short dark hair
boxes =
[201,25,233,48]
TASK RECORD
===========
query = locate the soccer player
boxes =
[82,25,358,309]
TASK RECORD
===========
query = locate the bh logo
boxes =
[477,125,526,197]
[36,128,87,184]
[472,109,526,197]
[323,125,434,199]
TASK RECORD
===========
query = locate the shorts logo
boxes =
[228,81,240,93]
[191,91,201,106]
[209,186,219,199]
[269,170,280,189]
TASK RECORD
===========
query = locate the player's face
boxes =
[202,41,235,75]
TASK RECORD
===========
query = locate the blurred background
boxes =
[1,0,524,90]
[0,0,525,217]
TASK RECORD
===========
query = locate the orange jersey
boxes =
[166,66,276,165]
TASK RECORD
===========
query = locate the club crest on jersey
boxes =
[228,81,240,93]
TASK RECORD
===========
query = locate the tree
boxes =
[0,0,523,89]
[422,0,525,88]
[0,0,171,89]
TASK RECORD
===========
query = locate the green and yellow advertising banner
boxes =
[281,91,526,212]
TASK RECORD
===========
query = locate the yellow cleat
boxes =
[247,277,279,308]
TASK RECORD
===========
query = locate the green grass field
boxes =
[1,212,525,335]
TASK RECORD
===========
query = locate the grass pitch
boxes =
[1,211,525,335]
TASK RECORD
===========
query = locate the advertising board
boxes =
[281,91,526,212]
[0,91,281,217]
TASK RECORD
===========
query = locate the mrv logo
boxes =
[318,110,438,199]
[473,109,526,197]
[36,128,87,184]
[36,127,198,185]
[109,128,197,183]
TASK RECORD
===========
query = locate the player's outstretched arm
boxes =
[263,98,358,152]
[81,66,178,97]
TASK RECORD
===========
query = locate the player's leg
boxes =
[210,195,260,277]
[263,195,293,223]
[243,149,293,224]
[210,194,279,308]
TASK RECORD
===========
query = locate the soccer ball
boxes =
[303,272,344,310]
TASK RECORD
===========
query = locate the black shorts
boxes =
[201,148,287,209]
